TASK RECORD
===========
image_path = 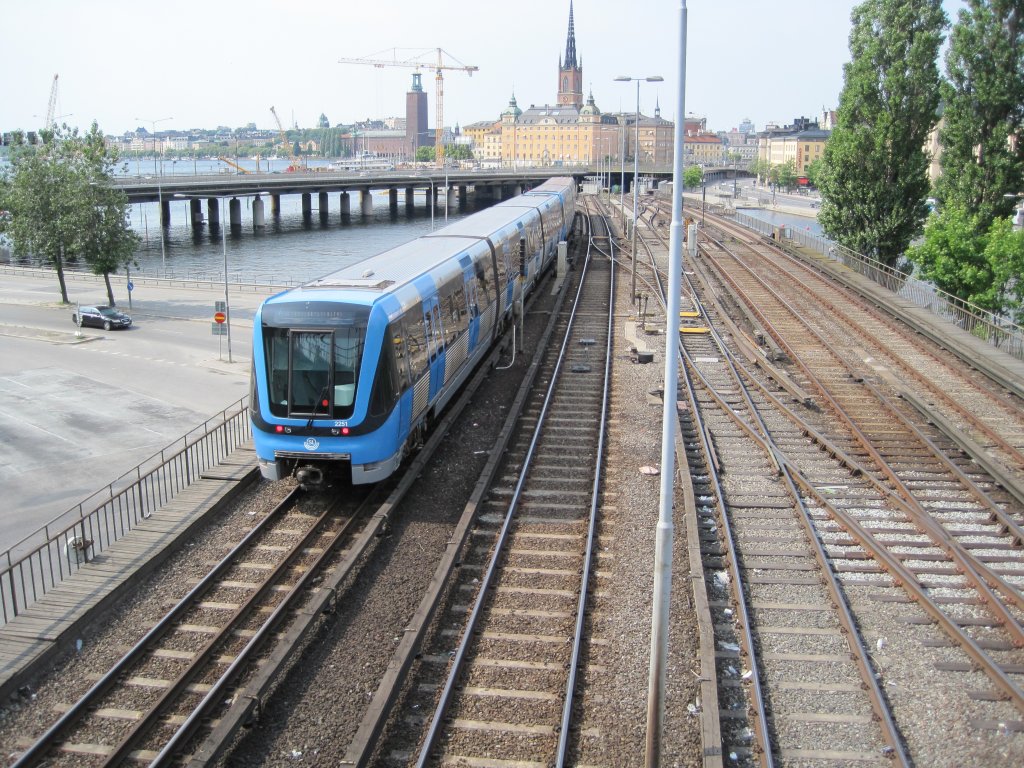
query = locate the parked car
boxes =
[72,305,132,331]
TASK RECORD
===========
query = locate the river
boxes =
[3,157,480,285]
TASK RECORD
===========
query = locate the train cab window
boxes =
[260,301,369,420]
[289,331,333,416]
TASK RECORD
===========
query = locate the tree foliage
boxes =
[0,123,138,304]
[935,0,1024,224]
[683,164,703,189]
[908,204,1024,321]
[805,157,825,188]
[817,0,946,267]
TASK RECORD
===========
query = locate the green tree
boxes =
[935,1,1024,225]
[683,164,704,189]
[775,160,798,190]
[908,203,1024,321]
[0,124,138,304]
[78,124,140,305]
[0,127,87,302]
[805,157,825,188]
[415,146,435,163]
[818,0,946,267]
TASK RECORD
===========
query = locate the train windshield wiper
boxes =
[306,381,331,429]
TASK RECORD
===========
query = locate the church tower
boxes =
[557,1,583,108]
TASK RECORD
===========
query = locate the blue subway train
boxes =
[250,177,577,486]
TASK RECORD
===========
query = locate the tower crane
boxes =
[338,48,478,167]
[44,74,59,128]
[270,105,304,171]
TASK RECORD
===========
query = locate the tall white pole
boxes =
[631,80,640,307]
[222,197,233,364]
[646,1,686,764]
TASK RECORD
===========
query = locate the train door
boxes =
[422,296,446,402]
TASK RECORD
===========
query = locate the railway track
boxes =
[632,196,1024,763]
[9,486,371,766]
[368,201,614,766]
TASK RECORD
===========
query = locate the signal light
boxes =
[275,425,284,433]
[341,427,350,435]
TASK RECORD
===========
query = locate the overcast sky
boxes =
[2,0,967,138]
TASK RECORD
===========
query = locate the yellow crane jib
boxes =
[338,48,478,167]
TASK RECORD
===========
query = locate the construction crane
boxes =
[338,48,478,167]
[217,156,251,174]
[270,106,304,172]
[44,74,59,128]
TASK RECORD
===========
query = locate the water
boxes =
[737,207,823,236]
[6,157,480,285]
[131,190,477,286]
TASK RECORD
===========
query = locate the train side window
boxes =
[404,308,429,377]
[429,301,444,356]
[391,323,412,390]
[518,237,527,277]
[465,274,479,318]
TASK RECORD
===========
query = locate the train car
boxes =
[250,177,576,486]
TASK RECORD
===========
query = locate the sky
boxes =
[1,0,968,138]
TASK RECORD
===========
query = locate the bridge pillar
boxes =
[427,185,437,210]
[270,194,281,216]
[207,198,220,227]
[458,185,468,207]
[301,193,312,218]
[389,188,398,211]
[405,187,415,207]
[339,192,351,215]
[318,191,329,216]
[360,189,373,215]
[253,196,265,228]
[229,197,242,228]
[189,199,203,228]
[160,200,170,228]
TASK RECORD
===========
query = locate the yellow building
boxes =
[485,1,671,169]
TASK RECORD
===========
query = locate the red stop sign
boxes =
[214,311,226,324]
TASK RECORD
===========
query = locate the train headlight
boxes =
[342,427,350,435]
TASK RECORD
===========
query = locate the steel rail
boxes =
[633,224,775,767]
[697,236,1024,710]
[728,221,1024,474]
[557,208,616,765]
[673,281,910,764]
[109,501,344,766]
[10,486,304,768]
[415,207,607,768]
[707,250,1024,645]
[333,228,581,768]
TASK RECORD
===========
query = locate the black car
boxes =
[72,305,132,331]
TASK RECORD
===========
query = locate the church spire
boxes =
[564,0,577,69]
[557,1,583,108]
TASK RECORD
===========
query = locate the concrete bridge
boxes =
[112,165,748,230]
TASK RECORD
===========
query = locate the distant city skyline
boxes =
[2,0,967,138]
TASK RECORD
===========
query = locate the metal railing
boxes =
[729,210,1024,361]
[1,398,252,625]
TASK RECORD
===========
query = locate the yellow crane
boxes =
[338,48,478,167]
[44,74,59,128]
[270,105,304,171]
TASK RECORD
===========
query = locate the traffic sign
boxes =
[211,322,227,336]
[214,311,226,324]
[127,281,134,292]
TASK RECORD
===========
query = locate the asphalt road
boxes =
[0,269,281,551]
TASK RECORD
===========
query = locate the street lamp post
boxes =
[174,193,232,363]
[615,75,663,308]
[136,117,172,273]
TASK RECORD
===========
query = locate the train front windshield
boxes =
[260,302,371,420]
